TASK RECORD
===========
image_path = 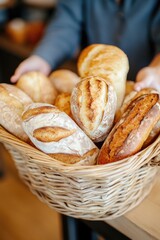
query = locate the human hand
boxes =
[134,66,160,93]
[10,55,51,83]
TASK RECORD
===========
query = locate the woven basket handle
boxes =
[148,155,160,167]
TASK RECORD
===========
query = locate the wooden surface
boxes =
[106,171,160,240]
[0,143,62,240]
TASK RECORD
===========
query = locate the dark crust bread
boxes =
[97,93,160,164]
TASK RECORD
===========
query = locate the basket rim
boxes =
[0,126,159,175]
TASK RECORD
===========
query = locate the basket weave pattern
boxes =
[0,126,159,220]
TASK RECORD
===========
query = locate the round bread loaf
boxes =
[70,76,117,142]
[16,71,57,104]
[78,44,129,109]
[0,83,33,141]
[49,69,80,93]
[22,103,99,165]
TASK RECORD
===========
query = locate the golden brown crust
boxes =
[54,93,72,117]
[33,126,76,142]
[97,93,160,164]
[49,148,98,165]
[22,105,60,121]
[16,71,57,104]
[71,76,117,142]
[77,44,129,109]
[49,69,80,93]
[115,88,158,123]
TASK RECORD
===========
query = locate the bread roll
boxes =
[49,69,80,93]
[22,103,99,165]
[97,92,160,164]
[71,76,117,142]
[0,83,33,141]
[78,44,129,109]
[16,71,57,104]
[54,93,72,117]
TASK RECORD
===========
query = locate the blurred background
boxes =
[0,0,58,83]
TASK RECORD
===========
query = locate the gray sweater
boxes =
[33,0,160,80]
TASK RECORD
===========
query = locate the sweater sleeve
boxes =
[151,4,160,54]
[32,0,83,69]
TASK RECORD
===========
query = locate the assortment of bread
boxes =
[0,44,159,166]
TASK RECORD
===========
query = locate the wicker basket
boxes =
[0,126,159,220]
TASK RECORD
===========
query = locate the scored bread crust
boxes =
[71,76,117,142]
[97,93,160,164]
[0,83,33,141]
[22,103,99,165]
[77,44,129,109]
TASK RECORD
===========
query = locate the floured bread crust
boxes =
[22,103,99,165]
[0,83,33,141]
[71,76,117,142]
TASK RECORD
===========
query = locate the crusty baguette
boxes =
[0,83,33,141]
[16,71,57,104]
[115,88,158,123]
[71,76,117,142]
[97,93,160,164]
[77,44,129,109]
[22,103,99,165]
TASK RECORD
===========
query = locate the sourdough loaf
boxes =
[71,76,117,142]
[22,103,99,165]
[77,44,129,109]
[0,83,33,141]
[97,92,160,164]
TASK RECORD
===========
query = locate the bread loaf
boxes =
[0,83,33,141]
[22,103,99,165]
[115,88,158,123]
[77,44,129,109]
[16,71,57,104]
[49,69,80,93]
[97,92,160,164]
[71,76,117,142]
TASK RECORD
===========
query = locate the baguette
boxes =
[97,93,160,164]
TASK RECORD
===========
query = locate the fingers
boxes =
[10,60,31,83]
